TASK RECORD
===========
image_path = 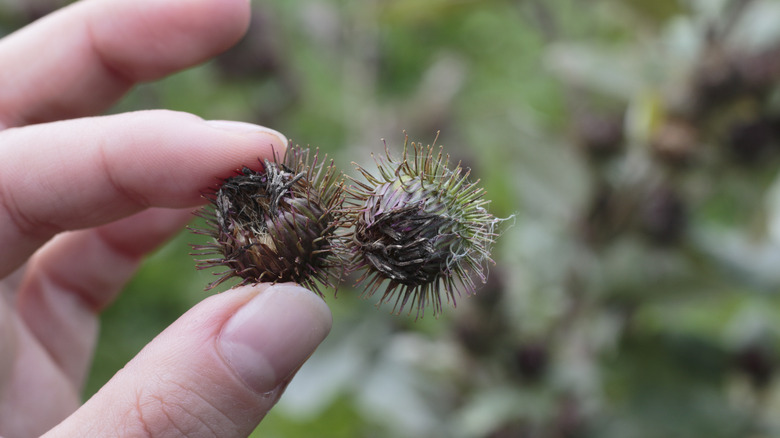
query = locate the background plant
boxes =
[5,0,780,436]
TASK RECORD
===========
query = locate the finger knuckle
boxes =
[124,381,229,438]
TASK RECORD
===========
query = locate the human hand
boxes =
[0,1,331,437]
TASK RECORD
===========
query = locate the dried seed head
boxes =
[191,145,344,295]
[344,135,503,318]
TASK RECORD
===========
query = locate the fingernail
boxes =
[206,120,288,147]
[217,284,331,394]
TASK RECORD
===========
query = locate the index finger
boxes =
[0,110,287,277]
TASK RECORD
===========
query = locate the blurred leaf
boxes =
[604,0,687,25]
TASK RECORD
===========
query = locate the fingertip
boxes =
[218,283,332,394]
[206,120,289,155]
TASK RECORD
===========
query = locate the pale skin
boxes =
[0,0,333,437]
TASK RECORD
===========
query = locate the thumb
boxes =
[44,283,332,438]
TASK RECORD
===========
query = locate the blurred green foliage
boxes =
[7,0,780,436]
